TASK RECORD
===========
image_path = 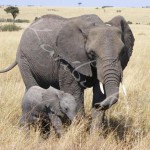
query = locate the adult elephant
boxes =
[0,14,134,128]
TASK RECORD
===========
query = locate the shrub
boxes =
[0,18,30,23]
[16,19,30,23]
[0,18,6,22]
[127,21,133,24]
[6,18,13,22]
[0,24,22,31]
[47,9,57,11]
[116,10,122,13]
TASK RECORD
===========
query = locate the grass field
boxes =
[0,7,150,150]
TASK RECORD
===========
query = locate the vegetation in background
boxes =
[4,6,19,24]
[127,21,133,24]
[0,24,22,31]
[78,2,82,6]
[0,18,29,23]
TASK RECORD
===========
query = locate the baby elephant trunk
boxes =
[67,112,76,121]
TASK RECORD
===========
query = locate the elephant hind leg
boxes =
[18,57,38,90]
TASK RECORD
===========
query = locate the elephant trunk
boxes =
[96,60,121,110]
[103,82,119,108]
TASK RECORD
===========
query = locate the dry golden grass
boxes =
[0,7,150,150]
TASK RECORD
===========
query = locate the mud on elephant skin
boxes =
[20,86,77,138]
[0,14,134,128]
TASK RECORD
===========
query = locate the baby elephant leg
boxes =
[19,115,30,138]
[48,113,63,138]
[40,118,50,139]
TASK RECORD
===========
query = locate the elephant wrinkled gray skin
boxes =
[0,14,134,129]
[20,86,77,138]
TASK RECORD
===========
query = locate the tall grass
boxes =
[0,7,150,150]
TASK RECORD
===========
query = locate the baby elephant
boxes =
[20,86,77,138]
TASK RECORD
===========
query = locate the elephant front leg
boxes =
[59,65,85,116]
[40,118,50,139]
[48,113,62,138]
[91,80,106,132]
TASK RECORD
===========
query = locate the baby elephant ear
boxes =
[42,91,63,116]
[106,16,135,70]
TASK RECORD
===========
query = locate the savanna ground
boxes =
[0,7,150,150]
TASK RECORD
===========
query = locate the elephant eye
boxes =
[65,108,68,112]
[87,50,96,60]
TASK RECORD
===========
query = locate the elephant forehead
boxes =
[88,27,123,51]
[89,26,121,39]
[62,94,77,107]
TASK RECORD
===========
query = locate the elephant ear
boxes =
[42,87,63,116]
[56,19,95,77]
[106,16,135,70]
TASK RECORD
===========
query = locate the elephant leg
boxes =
[91,80,106,132]
[19,115,25,127]
[24,124,30,139]
[59,65,85,116]
[40,118,50,139]
[48,113,62,138]
[91,109,105,133]
[19,116,30,138]
[18,57,38,89]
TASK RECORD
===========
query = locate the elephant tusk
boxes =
[100,82,104,94]
[121,82,127,96]
[105,23,112,26]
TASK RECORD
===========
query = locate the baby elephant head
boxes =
[43,87,77,121]
[59,92,77,121]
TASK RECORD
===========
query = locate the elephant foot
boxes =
[90,108,105,134]
[40,120,50,139]
[55,130,62,138]
[21,124,30,139]
[40,127,50,139]
[41,132,50,139]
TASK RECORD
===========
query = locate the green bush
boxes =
[16,19,30,23]
[0,18,30,23]
[0,24,22,31]
[127,21,133,24]
[0,18,6,22]
[6,18,13,22]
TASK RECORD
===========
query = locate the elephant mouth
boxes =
[58,112,65,118]
[95,80,127,111]
[94,91,118,110]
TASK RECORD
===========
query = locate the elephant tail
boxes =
[0,60,17,73]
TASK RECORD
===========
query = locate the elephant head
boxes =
[42,86,77,121]
[56,16,134,110]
